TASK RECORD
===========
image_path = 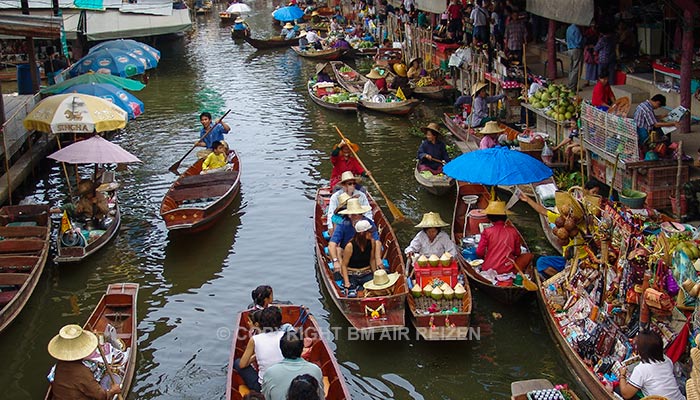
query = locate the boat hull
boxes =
[358,99,420,115]
[243,36,300,49]
[414,161,454,195]
[307,82,358,113]
[292,46,346,61]
[56,202,121,264]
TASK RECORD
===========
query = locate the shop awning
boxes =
[526,0,594,26]
[83,8,191,41]
[0,13,61,37]
[415,0,446,15]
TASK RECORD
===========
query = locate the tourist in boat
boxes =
[617,330,686,400]
[362,68,387,99]
[287,374,322,400]
[404,212,457,261]
[327,171,372,233]
[235,306,285,392]
[417,122,450,174]
[406,57,423,81]
[305,29,324,50]
[315,63,333,82]
[328,198,381,276]
[196,112,231,159]
[476,201,532,275]
[327,192,351,235]
[340,219,378,297]
[330,139,368,189]
[281,22,296,39]
[262,330,324,400]
[250,285,274,310]
[470,81,505,127]
[47,324,122,399]
[590,72,616,110]
[201,141,229,173]
[479,121,504,149]
[75,179,110,221]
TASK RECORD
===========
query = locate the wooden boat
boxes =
[443,113,479,146]
[0,205,51,333]
[534,272,617,400]
[451,182,535,304]
[230,23,251,39]
[511,379,581,400]
[307,80,358,113]
[56,186,121,264]
[160,149,241,233]
[219,12,235,25]
[413,161,454,196]
[313,187,408,332]
[292,46,346,61]
[347,46,378,58]
[412,85,453,101]
[405,259,472,340]
[243,35,300,50]
[225,305,350,399]
[531,178,563,254]
[46,283,139,400]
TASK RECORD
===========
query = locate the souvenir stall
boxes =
[538,198,691,399]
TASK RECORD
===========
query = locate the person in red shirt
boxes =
[330,139,368,189]
[476,201,533,276]
[591,73,616,110]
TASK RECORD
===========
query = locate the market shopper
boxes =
[503,11,526,62]
[566,23,583,90]
[476,201,532,275]
[593,27,616,85]
[470,0,490,45]
[417,123,450,174]
[617,330,686,400]
[470,81,504,127]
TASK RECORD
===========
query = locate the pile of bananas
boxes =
[416,76,435,87]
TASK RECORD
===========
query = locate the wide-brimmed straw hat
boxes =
[315,62,328,74]
[339,170,361,184]
[283,22,294,29]
[479,121,504,135]
[393,63,407,77]
[415,212,449,228]
[339,198,371,215]
[334,139,360,153]
[335,192,352,213]
[48,324,98,361]
[366,68,386,80]
[421,123,442,136]
[409,57,422,66]
[364,270,400,291]
[234,17,245,23]
[471,81,488,96]
[311,10,320,16]
[298,30,307,36]
[484,200,507,215]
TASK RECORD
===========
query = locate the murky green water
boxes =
[0,2,587,399]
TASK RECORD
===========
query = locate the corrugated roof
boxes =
[0,13,61,38]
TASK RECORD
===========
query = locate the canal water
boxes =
[0,2,585,399]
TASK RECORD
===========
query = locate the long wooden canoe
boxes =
[160,149,241,233]
[307,80,358,113]
[451,182,534,304]
[531,178,563,254]
[412,85,453,101]
[226,305,350,399]
[292,46,347,61]
[0,205,51,333]
[405,259,472,340]
[243,35,300,49]
[314,187,408,332]
[56,190,121,264]
[414,161,454,196]
[534,272,618,400]
[46,283,139,400]
[443,113,479,145]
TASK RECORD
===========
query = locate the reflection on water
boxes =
[0,2,587,399]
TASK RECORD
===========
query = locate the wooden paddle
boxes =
[169,109,231,175]
[512,261,537,291]
[92,331,125,400]
[333,126,406,223]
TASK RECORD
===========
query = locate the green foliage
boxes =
[554,170,583,190]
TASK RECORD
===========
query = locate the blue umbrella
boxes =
[89,39,160,69]
[69,48,146,78]
[60,83,144,120]
[272,5,304,21]
[443,146,553,185]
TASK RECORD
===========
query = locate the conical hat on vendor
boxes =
[420,123,442,136]
[48,324,98,361]
[471,81,488,96]
[415,212,449,228]
[393,63,407,77]
[484,200,507,215]
[283,22,294,29]
[409,57,422,66]
[479,121,504,135]
[315,62,328,75]
[366,68,386,80]
[234,17,245,23]
[311,10,320,16]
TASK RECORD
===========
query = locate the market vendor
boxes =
[315,63,333,82]
[417,123,450,174]
[476,201,533,275]
[330,139,369,189]
[404,212,457,260]
[75,179,110,221]
[406,57,423,81]
[281,22,296,40]
[471,81,505,128]
[617,330,686,400]
[633,94,677,153]
[362,68,387,99]
[591,73,616,110]
[478,121,503,149]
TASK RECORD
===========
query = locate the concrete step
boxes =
[612,84,649,103]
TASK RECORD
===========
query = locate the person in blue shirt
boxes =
[196,112,230,158]
[566,23,583,91]
[417,122,450,174]
[328,198,381,276]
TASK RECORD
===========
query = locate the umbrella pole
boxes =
[55,136,73,195]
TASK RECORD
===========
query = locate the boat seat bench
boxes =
[176,172,238,188]
[237,376,330,397]
[169,184,233,203]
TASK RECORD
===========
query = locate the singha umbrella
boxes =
[23,94,127,134]
[69,48,146,78]
[89,39,160,70]
[41,73,146,94]
[272,5,304,21]
[443,146,553,185]
[47,135,141,164]
[60,83,144,120]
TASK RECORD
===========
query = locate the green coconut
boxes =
[430,287,443,301]
[417,254,429,267]
[428,254,440,267]
[411,284,422,298]
[454,283,466,299]
[423,283,433,296]
[443,286,455,300]
[440,252,452,266]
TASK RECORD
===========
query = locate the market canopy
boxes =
[443,146,553,186]
[47,135,141,164]
[526,0,594,26]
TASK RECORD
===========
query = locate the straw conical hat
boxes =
[471,81,488,96]
[48,324,98,361]
[339,198,371,215]
[415,212,449,228]
[339,170,361,184]
[366,68,386,80]
[484,201,507,215]
[234,17,244,23]
[283,22,294,29]
[335,192,352,213]
[479,121,505,135]
[364,270,400,290]
[421,123,442,136]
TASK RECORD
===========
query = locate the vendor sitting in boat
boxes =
[390,62,410,93]
[417,123,450,174]
[280,22,296,40]
[361,67,388,99]
[298,30,309,50]
[330,139,368,189]
[406,57,424,82]
[479,121,504,149]
[315,62,333,83]
[327,171,372,234]
[476,200,533,277]
[196,112,231,159]
[305,29,324,50]
[75,179,110,221]
[405,212,457,261]
[328,198,381,276]
[470,81,505,128]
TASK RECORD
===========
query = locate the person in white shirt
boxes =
[470,0,489,44]
[327,171,372,234]
[305,29,323,50]
[618,330,686,400]
[405,212,458,261]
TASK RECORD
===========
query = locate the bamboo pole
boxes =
[1,128,11,205]
[675,141,683,220]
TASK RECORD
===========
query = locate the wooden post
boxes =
[546,19,557,80]
[676,141,683,220]
[679,9,694,133]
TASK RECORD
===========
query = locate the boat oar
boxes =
[333,126,407,223]
[93,331,125,400]
[511,260,537,291]
[168,109,231,175]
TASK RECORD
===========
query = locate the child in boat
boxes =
[201,141,229,174]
